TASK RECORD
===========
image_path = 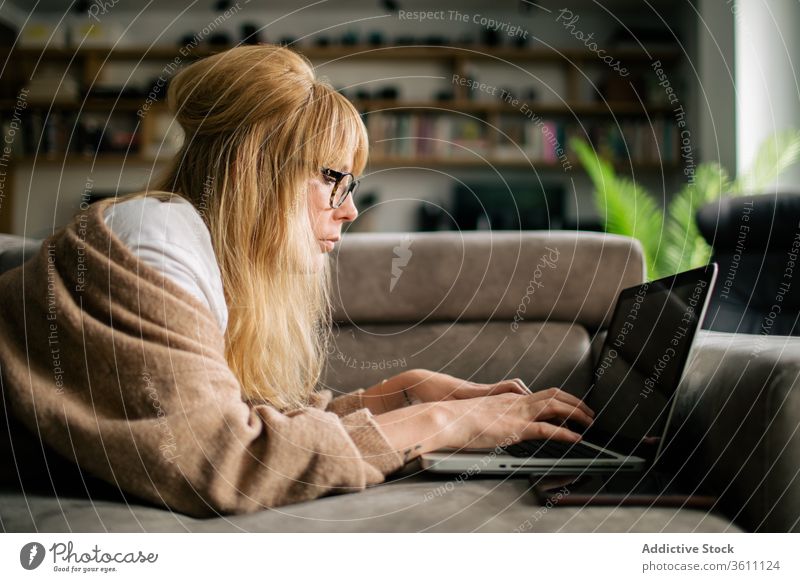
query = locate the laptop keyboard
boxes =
[501,439,617,460]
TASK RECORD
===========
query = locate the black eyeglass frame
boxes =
[321,167,360,209]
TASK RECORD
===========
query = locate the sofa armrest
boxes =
[665,330,800,532]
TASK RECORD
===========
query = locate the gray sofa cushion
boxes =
[0,466,739,532]
[322,321,594,398]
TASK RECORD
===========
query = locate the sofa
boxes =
[1,229,798,532]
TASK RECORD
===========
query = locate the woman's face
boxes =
[307,159,359,271]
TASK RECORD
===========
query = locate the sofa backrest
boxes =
[323,230,646,397]
[0,235,43,275]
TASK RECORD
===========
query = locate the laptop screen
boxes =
[581,265,717,457]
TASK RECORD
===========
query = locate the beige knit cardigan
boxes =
[0,200,405,517]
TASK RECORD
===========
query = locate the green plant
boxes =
[571,129,800,279]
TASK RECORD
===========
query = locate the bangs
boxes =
[305,87,369,176]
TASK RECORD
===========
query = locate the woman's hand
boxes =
[373,386,596,465]
[360,369,531,414]
[438,387,595,450]
[404,369,532,403]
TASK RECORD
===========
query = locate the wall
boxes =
[697,0,736,176]
[735,0,800,190]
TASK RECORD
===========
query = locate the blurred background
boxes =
[0,0,797,254]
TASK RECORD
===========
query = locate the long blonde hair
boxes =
[107,45,368,411]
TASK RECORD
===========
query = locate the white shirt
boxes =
[102,196,228,333]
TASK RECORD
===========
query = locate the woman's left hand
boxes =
[404,369,531,404]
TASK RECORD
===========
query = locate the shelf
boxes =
[356,100,673,115]
[11,154,676,172]
[367,155,675,171]
[2,42,685,176]
[1,44,682,63]
[298,44,683,63]
[368,155,557,169]
[12,154,170,165]
[0,98,167,112]
[1,98,671,116]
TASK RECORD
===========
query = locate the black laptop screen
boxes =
[583,265,716,456]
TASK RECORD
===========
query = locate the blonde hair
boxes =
[103,45,368,411]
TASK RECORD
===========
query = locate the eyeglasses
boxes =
[321,167,360,209]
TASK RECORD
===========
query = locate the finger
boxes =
[452,383,499,399]
[486,379,530,396]
[529,387,595,417]
[511,378,533,394]
[535,400,595,428]
[524,422,583,443]
[529,387,587,411]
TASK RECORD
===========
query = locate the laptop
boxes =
[420,263,719,475]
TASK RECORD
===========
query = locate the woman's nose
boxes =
[335,195,358,222]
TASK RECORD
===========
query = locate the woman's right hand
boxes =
[373,386,595,464]
[437,387,595,450]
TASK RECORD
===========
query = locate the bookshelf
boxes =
[1,43,683,167]
[0,42,686,233]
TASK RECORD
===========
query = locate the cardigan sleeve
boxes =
[306,387,370,417]
[152,379,406,517]
[306,389,403,473]
[330,408,403,476]
[325,388,367,416]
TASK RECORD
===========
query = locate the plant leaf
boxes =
[662,163,729,272]
[571,138,665,278]
[571,128,800,281]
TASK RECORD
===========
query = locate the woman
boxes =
[0,44,593,517]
